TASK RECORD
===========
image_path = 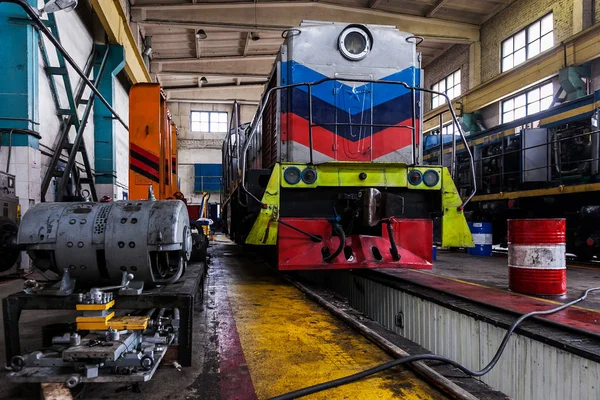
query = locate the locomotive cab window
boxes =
[191,111,228,133]
[501,13,554,72]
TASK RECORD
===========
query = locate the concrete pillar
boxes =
[93,44,125,198]
[468,41,481,90]
[573,0,594,34]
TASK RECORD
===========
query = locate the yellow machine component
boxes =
[440,168,474,248]
[279,163,441,190]
[246,165,280,245]
[76,300,115,311]
[77,316,150,331]
[76,312,115,324]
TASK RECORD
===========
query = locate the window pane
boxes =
[515,94,526,108]
[453,84,461,98]
[514,30,526,49]
[200,121,209,132]
[200,112,210,123]
[454,70,461,85]
[432,94,438,108]
[218,112,228,123]
[432,83,438,92]
[514,48,526,66]
[528,21,540,42]
[503,111,514,123]
[515,106,526,120]
[191,121,201,131]
[528,101,540,114]
[540,97,552,110]
[541,14,553,35]
[503,98,514,112]
[528,88,540,102]
[446,74,453,88]
[438,80,446,93]
[502,38,514,56]
[502,55,514,72]
[218,122,228,132]
[191,112,201,122]
[540,83,553,97]
[528,40,540,57]
[540,33,553,51]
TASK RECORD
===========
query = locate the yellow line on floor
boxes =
[220,251,447,400]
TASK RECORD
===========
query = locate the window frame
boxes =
[501,81,554,124]
[501,13,554,73]
[190,111,228,133]
[431,69,461,109]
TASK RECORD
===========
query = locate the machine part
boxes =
[17,200,191,287]
[361,188,382,227]
[106,328,120,342]
[269,286,600,400]
[65,375,80,388]
[422,170,440,187]
[283,166,301,185]
[301,168,317,184]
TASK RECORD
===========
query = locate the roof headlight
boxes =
[338,25,372,61]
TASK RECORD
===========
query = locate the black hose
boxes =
[381,219,400,261]
[269,286,600,400]
[323,223,345,262]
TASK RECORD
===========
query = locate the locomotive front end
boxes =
[224,21,474,270]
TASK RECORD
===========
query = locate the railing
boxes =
[239,77,476,210]
[469,127,600,195]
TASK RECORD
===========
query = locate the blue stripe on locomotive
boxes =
[280,60,421,140]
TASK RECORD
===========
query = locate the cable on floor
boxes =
[269,286,600,400]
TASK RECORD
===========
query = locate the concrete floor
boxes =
[0,238,448,400]
[432,252,600,309]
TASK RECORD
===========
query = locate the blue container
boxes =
[432,245,437,261]
[468,222,493,256]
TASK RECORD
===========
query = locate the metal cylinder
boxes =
[507,219,566,295]
[17,200,192,286]
[467,222,493,257]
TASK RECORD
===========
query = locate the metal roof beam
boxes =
[426,0,450,18]
[151,55,276,75]
[165,84,265,101]
[131,2,480,43]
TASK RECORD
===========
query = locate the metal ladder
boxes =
[39,13,107,202]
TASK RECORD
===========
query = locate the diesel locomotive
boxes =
[222,21,474,270]
[424,86,600,259]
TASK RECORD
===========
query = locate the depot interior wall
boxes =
[168,101,257,205]
[4,4,131,210]
[423,45,470,115]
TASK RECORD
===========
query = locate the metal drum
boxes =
[507,219,566,295]
[468,222,493,256]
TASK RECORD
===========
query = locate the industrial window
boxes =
[501,13,554,73]
[431,70,461,109]
[191,111,228,133]
[501,82,553,123]
[194,164,222,192]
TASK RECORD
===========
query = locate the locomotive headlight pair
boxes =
[284,167,318,185]
[408,169,440,187]
[338,25,372,61]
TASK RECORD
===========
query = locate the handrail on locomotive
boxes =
[231,77,477,210]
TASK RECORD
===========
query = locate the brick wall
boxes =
[481,0,574,83]
[423,44,470,114]
[596,0,600,23]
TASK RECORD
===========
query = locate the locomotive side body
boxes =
[223,22,473,271]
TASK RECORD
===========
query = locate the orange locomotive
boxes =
[129,83,178,200]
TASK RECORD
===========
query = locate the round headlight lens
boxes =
[339,26,371,61]
[408,170,422,186]
[423,170,440,187]
[284,166,301,185]
[301,168,317,184]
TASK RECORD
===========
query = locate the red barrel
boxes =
[507,219,566,295]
